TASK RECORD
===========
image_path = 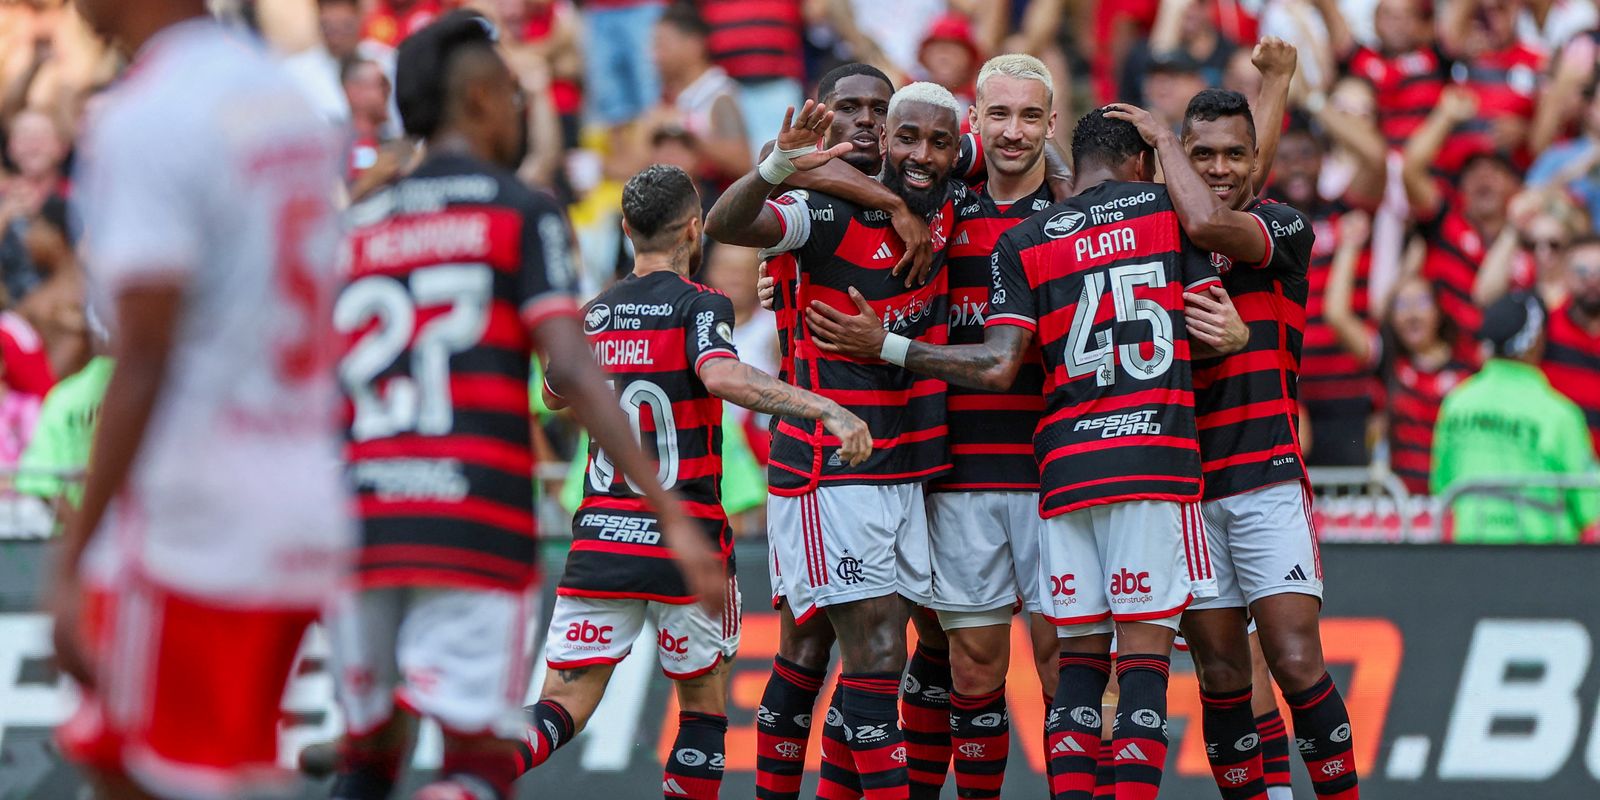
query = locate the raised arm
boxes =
[1531,37,1598,155]
[801,287,1035,391]
[1309,0,1356,60]
[1473,191,1543,306]
[699,358,872,464]
[1105,103,1271,263]
[1437,0,1477,59]
[1402,87,1478,220]
[704,100,854,247]
[1251,37,1299,194]
[1324,210,1376,364]
[1316,103,1389,210]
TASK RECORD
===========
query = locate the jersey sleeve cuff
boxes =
[520,292,582,329]
[765,195,812,252]
[1185,276,1222,294]
[694,348,739,373]
[1246,211,1275,269]
[985,314,1037,332]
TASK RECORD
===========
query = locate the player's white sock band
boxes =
[758,142,816,185]
[1265,787,1294,800]
[880,332,912,367]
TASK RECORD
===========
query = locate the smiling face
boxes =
[881,100,959,217]
[971,73,1055,180]
[1183,114,1258,211]
[825,74,893,174]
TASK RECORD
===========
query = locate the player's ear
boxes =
[967,104,979,132]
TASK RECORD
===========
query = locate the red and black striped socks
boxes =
[1200,686,1268,800]
[1285,673,1359,799]
[663,711,728,799]
[1255,708,1293,797]
[331,730,401,800]
[819,686,864,800]
[516,699,575,775]
[756,656,825,800]
[842,672,912,800]
[1092,739,1115,798]
[1045,652,1111,800]
[899,645,952,798]
[949,685,1009,798]
[1111,654,1172,800]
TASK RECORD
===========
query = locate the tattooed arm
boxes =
[698,357,872,465]
[803,288,1035,391]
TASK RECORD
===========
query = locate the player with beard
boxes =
[1109,90,1360,800]
[516,164,871,800]
[706,82,966,800]
[806,108,1242,800]
[327,13,724,800]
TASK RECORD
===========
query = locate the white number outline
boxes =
[336,263,493,441]
[588,379,681,493]
[1064,261,1174,387]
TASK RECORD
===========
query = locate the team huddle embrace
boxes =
[55,5,1358,800]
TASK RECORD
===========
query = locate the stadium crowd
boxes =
[1,0,1598,543]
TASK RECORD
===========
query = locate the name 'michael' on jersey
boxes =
[1193,199,1314,499]
[986,181,1220,517]
[340,153,579,592]
[763,186,960,494]
[559,271,739,604]
[935,180,1053,493]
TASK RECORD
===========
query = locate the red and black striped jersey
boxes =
[558,270,738,603]
[340,153,579,591]
[933,180,1054,493]
[1418,205,1492,342]
[1345,46,1447,148]
[1289,198,1379,416]
[699,0,804,83]
[1543,301,1600,455]
[763,185,961,493]
[986,181,1220,517]
[1383,342,1475,495]
[1437,45,1544,172]
[1193,199,1314,500]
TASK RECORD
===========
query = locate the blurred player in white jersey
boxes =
[50,1,351,797]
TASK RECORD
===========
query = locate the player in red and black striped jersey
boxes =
[1320,0,1449,149]
[328,15,723,800]
[522,165,869,800]
[707,83,967,800]
[1113,88,1363,800]
[809,107,1242,800]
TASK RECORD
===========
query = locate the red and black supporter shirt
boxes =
[1346,46,1448,148]
[1418,204,1493,342]
[1193,199,1315,500]
[934,180,1054,493]
[1543,302,1600,454]
[1383,343,1475,495]
[558,270,738,603]
[340,153,579,591]
[763,186,960,494]
[1293,199,1378,420]
[1438,45,1544,172]
[987,181,1220,517]
[700,0,804,83]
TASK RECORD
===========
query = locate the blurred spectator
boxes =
[0,110,69,302]
[1328,0,1448,149]
[849,0,946,75]
[282,0,395,126]
[16,344,108,512]
[1273,111,1388,466]
[0,356,41,470]
[1141,54,1209,130]
[1221,46,1261,98]
[1527,48,1600,222]
[14,195,85,378]
[700,243,776,465]
[1261,0,1336,93]
[699,0,805,159]
[1326,212,1474,494]
[1541,235,1600,451]
[1437,0,1545,171]
[362,0,442,47]
[1404,88,1522,341]
[582,0,665,128]
[0,308,55,399]
[341,57,393,181]
[497,0,584,151]
[1432,292,1599,543]
[917,13,981,111]
[1122,0,1235,107]
[1475,189,1586,308]
[636,5,749,186]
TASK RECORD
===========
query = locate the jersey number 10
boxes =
[589,379,681,494]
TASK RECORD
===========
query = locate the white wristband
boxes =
[880,332,912,367]
[757,142,817,185]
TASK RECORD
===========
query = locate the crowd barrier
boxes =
[1,537,1596,799]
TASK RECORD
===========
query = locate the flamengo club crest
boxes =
[929,209,948,251]
[836,553,864,584]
